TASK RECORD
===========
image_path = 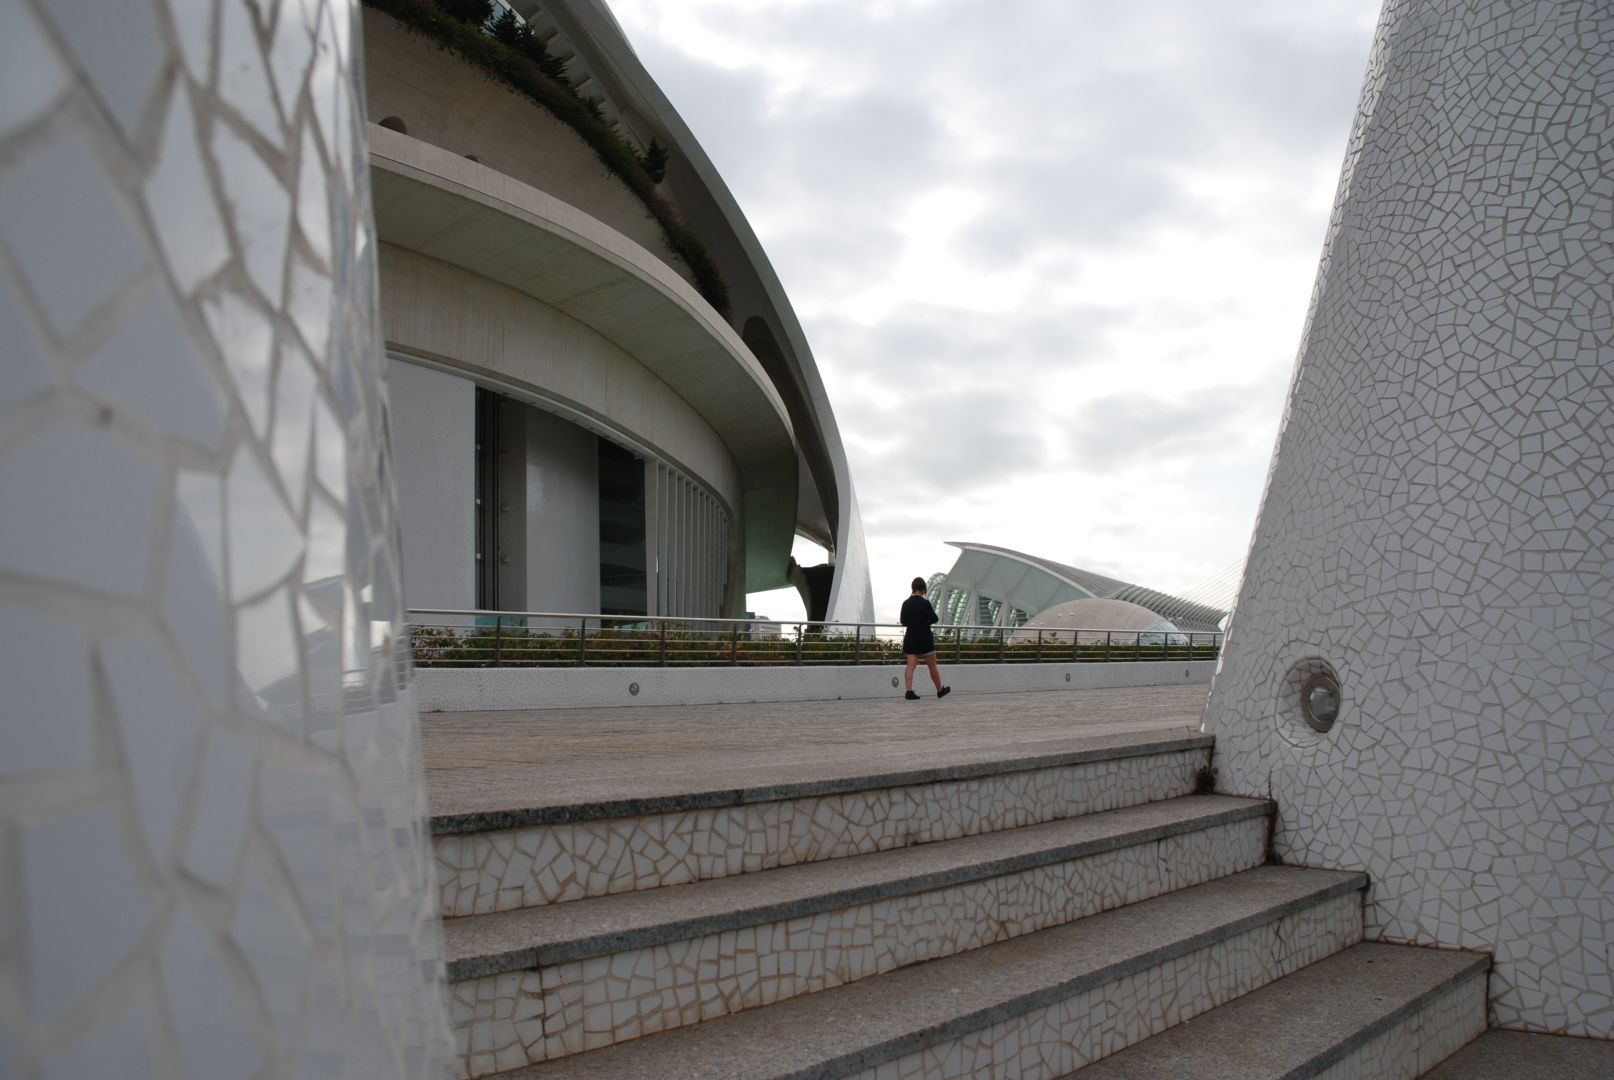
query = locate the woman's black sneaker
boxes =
[904,690,920,701]
[937,686,952,699]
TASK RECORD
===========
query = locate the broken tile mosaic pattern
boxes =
[435,749,1205,916]
[1203,0,1614,1039]
[446,813,1266,1076]
[0,0,453,1075]
[844,891,1365,1080]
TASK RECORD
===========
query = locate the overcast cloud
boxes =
[607,0,1382,622]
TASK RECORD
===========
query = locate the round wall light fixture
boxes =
[1300,672,1341,733]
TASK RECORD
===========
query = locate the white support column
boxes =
[0,1,452,1072]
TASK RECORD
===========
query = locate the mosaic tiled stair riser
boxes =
[842,889,1368,1080]
[447,804,1269,1075]
[495,867,1436,1080]
[1076,944,1491,1080]
[1201,0,1614,1038]
[436,746,1207,917]
[0,0,452,1076]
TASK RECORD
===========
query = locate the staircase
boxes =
[433,726,1489,1079]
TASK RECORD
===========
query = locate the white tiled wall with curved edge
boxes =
[0,1,454,1076]
[1203,0,1614,1039]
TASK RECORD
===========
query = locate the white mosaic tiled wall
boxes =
[448,815,1266,1076]
[1203,0,1614,1038]
[437,750,1206,916]
[0,1,453,1075]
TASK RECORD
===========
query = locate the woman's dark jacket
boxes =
[900,595,939,656]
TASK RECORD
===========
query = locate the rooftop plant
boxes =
[364,0,730,315]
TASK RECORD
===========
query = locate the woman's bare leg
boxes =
[904,655,918,692]
[925,655,943,689]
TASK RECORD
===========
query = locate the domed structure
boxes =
[1011,598,1181,644]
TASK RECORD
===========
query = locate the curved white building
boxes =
[932,541,1227,634]
[363,1,873,623]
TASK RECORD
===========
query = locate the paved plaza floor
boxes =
[420,684,1208,822]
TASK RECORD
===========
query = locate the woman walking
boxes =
[900,577,951,700]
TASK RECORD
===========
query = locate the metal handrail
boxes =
[405,609,1223,669]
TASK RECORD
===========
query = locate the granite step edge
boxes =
[1068,940,1489,1079]
[496,865,1367,1080]
[431,729,1215,834]
[445,794,1273,980]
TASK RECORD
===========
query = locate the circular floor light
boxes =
[1301,672,1341,733]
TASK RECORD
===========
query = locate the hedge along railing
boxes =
[406,610,1225,669]
[362,0,731,315]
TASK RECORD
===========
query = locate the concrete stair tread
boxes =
[445,794,1271,980]
[1067,941,1488,1078]
[1420,1030,1614,1078]
[496,864,1366,1079]
[431,728,1214,833]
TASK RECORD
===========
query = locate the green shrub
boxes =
[438,0,492,27]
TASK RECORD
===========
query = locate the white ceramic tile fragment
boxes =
[21,806,154,1020]
[37,998,160,1080]
[230,856,311,1052]
[75,290,226,450]
[0,425,161,597]
[0,134,148,336]
[161,903,263,1080]
[163,470,233,705]
[218,0,286,148]
[212,122,292,305]
[102,632,208,867]
[168,0,218,84]
[0,0,68,141]
[180,726,257,889]
[237,586,303,726]
[0,607,96,776]
[36,0,167,139]
[144,83,233,294]
[226,445,303,599]
[201,289,276,434]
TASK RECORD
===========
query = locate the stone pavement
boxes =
[420,684,1207,823]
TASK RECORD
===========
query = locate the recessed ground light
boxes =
[1301,672,1341,732]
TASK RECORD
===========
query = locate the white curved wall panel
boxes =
[1203,0,1614,1037]
[0,1,453,1075]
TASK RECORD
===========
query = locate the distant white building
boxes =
[930,541,1226,634]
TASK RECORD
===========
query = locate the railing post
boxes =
[795,624,804,665]
[997,628,1005,663]
[853,624,861,665]
[659,620,667,667]
[578,618,587,666]
[730,623,739,665]
[493,614,503,667]
[1104,631,1112,662]
[1036,629,1043,663]
[955,630,962,663]
[1071,631,1079,662]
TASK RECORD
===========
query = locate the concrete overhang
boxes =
[368,125,798,592]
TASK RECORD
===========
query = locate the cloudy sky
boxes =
[607,0,1383,623]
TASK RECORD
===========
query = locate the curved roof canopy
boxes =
[507,0,874,622]
[936,542,1227,634]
